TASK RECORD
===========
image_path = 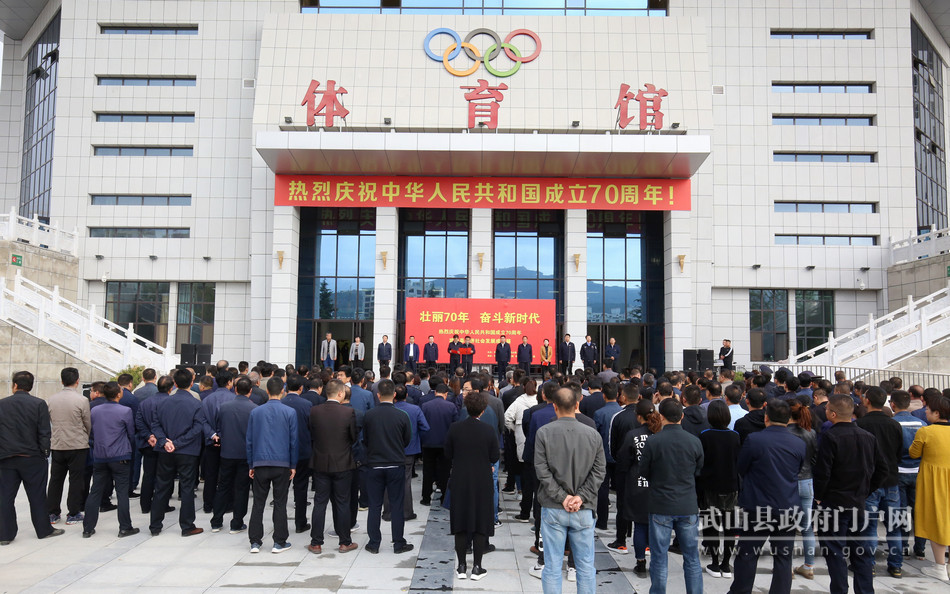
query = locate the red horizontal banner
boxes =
[275,175,690,211]
[405,297,557,365]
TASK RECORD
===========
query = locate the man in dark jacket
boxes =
[282,374,314,534]
[0,371,64,544]
[448,334,462,372]
[200,371,235,513]
[135,374,175,515]
[729,400,805,594]
[495,335,511,383]
[211,376,256,534]
[558,334,575,374]
[420,387,457,506]
[82,382,138,538]
[377,335,392,367]
[640,399,704,594]
[362,379,413,554]
[422,336,439,370]
[814,394,889,594]
[517,336,533,375]
[580,335,598,370]
[578,376,605,418]
[855,386,905,578]
[681,385,711,438]
[734,388,767,445]
[307,379,359,554]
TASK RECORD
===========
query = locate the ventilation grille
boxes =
[243,78,256,89]
[712,85,725,95]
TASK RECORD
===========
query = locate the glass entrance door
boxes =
[312,320,374,370]
[586,324,647,372]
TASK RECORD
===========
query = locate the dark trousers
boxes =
[0,456,53,541]
[292,460,313,529]
[212,457,250,530]
[728,511,794,594]
[139,447,159,513]
[596,463,615,529]
[503,432,520,490]
[383,455,414,517]
[521,463,537,519]
[702,492,738,564]
[83,461,133,533]
[201,445,222,513]
[352,358,364,370]
[249,466,291,545]
[406,360,417,373]
[311,470,353,546]
[425,360,437,370]
[129,447,141,494]
[817,505,874,594]
[421,447,450,503]
[350,466,364,526]
[496,363,508,383]
[449,357,460,373]
[519,362,530,375]
[614,471,632,542]
[150,452,199,534]
[47,448,88,517]
[463,359,472,375]
[558,361,572,374]
[366,466,406,550]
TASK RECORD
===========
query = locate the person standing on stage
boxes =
[404,336,420,373]
[718,339,734,371]
[321,332,338,372]
[518,336,533,376]
[377,335,392,367]
[349,337,365,370]
[580,335,598,371]
[558,334,575,374]
[449,334,463,372]
[495,335,512,383]
[605,338,621,372]
[424,336,439,371]
[462,336,476,375]
[540,339,553,377]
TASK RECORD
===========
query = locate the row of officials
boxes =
[319,332,623,381]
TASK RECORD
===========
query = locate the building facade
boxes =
[1,0,948,373]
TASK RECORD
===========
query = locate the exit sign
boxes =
[10,254,22,266]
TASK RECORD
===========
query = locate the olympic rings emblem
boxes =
[423,28,541,77]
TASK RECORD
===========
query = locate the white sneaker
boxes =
[529,564,544,579]
[921,564,950,582]
[250,542,261,553]
[567,567,576,582]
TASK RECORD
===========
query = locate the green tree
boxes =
[319,280,334,319]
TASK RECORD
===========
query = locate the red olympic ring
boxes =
[504,29,542,63]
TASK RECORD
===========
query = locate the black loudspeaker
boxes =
[196,344,213,366]
[699,349,715,370]
[180,343,197,366]
[682,349,699,371]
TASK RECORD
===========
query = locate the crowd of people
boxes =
[1,359,950,594]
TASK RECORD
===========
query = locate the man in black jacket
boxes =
[734,388,767,445]
[377,335,392,367]
[211,376,257,534]
[0,371,65,544]
[855,386,905,578]
[580,335,598,370]
[558,334,575,374]
[494,335,511,383]
[814,394,888,594]
[608,383,642,460]
[362,379,413,555]
[681,385,711,438]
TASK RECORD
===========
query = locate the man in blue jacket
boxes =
[82,382,138,538]
[420,386,457,506]
[495,335,512,383]
[200,371,234,513]
[594,384,622,537]
[404,336,420,373]
[282,374,314,534]
[377,335,392,367]
[211,376,257,534]
[729,399,805,594]
[558,334,576,374]
[517,336,533,375]
[134,374,176,515]
[349,370,376,414]
[247,377,298,554]
[423,336,439,371]
[149,373,207,537]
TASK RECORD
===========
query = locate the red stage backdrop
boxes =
[405,297,557,365]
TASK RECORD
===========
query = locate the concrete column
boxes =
[665,210,693,370]
[469,208,492,298]
[373,207,398,376]
[267,206,300,365]
[564,209,587,372]
[166,282,178,357]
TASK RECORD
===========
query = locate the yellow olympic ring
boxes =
[443,42,481,77]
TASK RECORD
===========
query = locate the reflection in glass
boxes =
[495,236,516,277]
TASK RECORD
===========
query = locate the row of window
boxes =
[101,25,197,35]
[773,83,872,93]
[300,0,668,15]
[94,146,193,156]
[774,202,875,214]
[105,281,214,352]
[90,228,190,238]
[91,195,192,206]
[750,289,835,361]
[770,30,871,40]
[96,113,194,122]
[773,153,875,163]
[98,76,195,86]
[773,116,873,126]
[775,235,877,246]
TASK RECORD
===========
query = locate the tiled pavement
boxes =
[2,469,950,594]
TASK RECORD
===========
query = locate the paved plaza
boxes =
[2,470,949,594]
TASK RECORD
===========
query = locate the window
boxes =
[298,208,376,321]
[177,283,214,352]
[19,12,60,221]
[772,83,872,93]
[100,25,198,34]
[774,235,877,246]
[912,20,948,232]
[94,146,193,156]
[398,209,470,319]
[96,113,195,122]
[750,290,788,362]
[300,0,669,16]
[105,282,170,346]
[796,290,835,355]
[773,153,875,163]
[772,116,873,126]
[97,76,196,86]
[770,30,871,40]
[493,210,564,321]
[91,195,191,206]
[773,202,875,213]
[89,228,190,238]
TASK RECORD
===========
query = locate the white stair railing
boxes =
[891,225,950,264]
[0,270,176,375]
[0,208,79,256]
[790,280,950,368]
